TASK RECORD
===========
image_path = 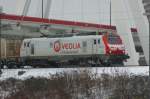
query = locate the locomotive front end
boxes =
[102,33,130,64]
[107,34,125,55]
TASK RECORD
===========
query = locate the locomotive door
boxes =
[30,44,34,55]
[99,39,105,54]
[97,39,103,54]
[92,39,98,54]
[25,41,31,56]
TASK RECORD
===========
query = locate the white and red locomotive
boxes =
[18,33,129,67]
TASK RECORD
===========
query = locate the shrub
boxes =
[0,70,149,99]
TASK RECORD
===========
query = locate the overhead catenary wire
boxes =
[42,0,43,19]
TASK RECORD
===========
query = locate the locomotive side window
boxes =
[98,39,100,44]
[24,42,26,47]
[31,44,34,54]
[94,39,96,44]
[27,42,30,47]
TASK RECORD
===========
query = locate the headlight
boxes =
[109,50,112,53]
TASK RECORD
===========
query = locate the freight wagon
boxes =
[0,38,22,68]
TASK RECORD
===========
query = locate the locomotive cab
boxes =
[102,33,130,65]
[103,33,125,55]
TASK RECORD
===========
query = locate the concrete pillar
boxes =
[129,0,149,65]
[15,0,26,15]
[22,0,31,16]
[44,0,52,18]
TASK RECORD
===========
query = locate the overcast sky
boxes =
[0,0,149,65]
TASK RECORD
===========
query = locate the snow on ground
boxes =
[0,66,149,80]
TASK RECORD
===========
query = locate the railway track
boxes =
[0,64,131,69]
[1,66,148,71]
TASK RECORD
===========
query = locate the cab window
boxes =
[27,42,30,47]
[24,42,26,47]
[98,39,100,44]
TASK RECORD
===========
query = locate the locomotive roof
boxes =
[23,35,103,42]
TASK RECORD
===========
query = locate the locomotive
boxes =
[1,33,129,68]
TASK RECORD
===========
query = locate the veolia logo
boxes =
[53,41,61,52]
[53,40,81,52]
